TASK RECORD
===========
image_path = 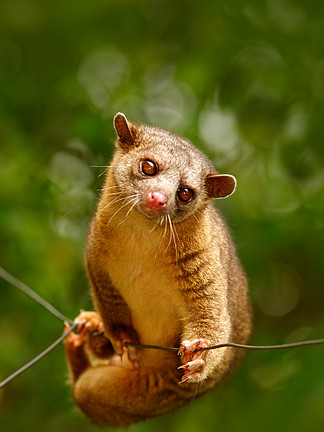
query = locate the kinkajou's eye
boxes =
[140,160,158,176]
[177,188,194,202]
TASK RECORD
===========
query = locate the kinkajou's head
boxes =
[110,113,236,224]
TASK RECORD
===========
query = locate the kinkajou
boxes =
[64,113,252,427]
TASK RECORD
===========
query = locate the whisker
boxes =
[165,216,173,252]
[168,214,178,263]
[98,169,108,177]
[102,195,126,211]
[98,191,122,196]
[192,213,199,223]
[162,215,168,240]
[107,194,138,225]
[99,185,119,191]
[90,164,127,168]
[170,218,179,265]
[155,216,167,259]
[108,202,131,225]
[172,219,180,243]
[124,196,139,219]
[149,218,161,233]
[90,164,127,177]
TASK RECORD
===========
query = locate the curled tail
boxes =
[64,329,199,427]
[73,363,193,427]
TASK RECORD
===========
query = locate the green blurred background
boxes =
[1,0,324,431]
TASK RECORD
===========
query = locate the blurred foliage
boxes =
[1,0,324,431]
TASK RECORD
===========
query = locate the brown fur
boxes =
[64,113,252,427]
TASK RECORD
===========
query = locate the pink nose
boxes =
[146,191,167,211]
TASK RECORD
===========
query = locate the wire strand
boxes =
[2,265,324,354]
[125,338,324,352]
[197,339,324,351]
[124,342,178,352]
[0,322,78,389]
[0,266,73,325]
[2,265,324,391]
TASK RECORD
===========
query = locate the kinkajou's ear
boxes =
[205,174,237,199]
[114,113,137,151]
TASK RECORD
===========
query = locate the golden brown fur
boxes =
[64,113,252,427]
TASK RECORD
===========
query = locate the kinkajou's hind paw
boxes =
[178,339,210,383]
[111,330,143,369]
[88,332,114,358]
[126,343,143,369]
[64,322,85,350]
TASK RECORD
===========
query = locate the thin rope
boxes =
[124,342,178,352]
[2,265,324,354]
[0,266,73,325]
[125,338,324,352]
[0,322,78,389]
[197,339,324,351]
[2,265,324,391]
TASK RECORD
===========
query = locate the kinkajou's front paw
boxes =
[178,339,211,383]
[74,310,104,335]
[72,311,114,358]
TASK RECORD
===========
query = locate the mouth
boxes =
[137,203,169,218]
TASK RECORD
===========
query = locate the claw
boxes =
[178,345,186,355]
[178,376,190,384]
[75,319,85,332]
[113,339,124,357]
[127,345,142,369]
[178,338,211,383]
[178,350,185,360]
[179,359,204,372]
[74,311,104,337]
[64,321,71,332]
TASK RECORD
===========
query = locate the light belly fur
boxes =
[105,224,184,364]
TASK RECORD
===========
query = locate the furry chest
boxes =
[106,235,183,348]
